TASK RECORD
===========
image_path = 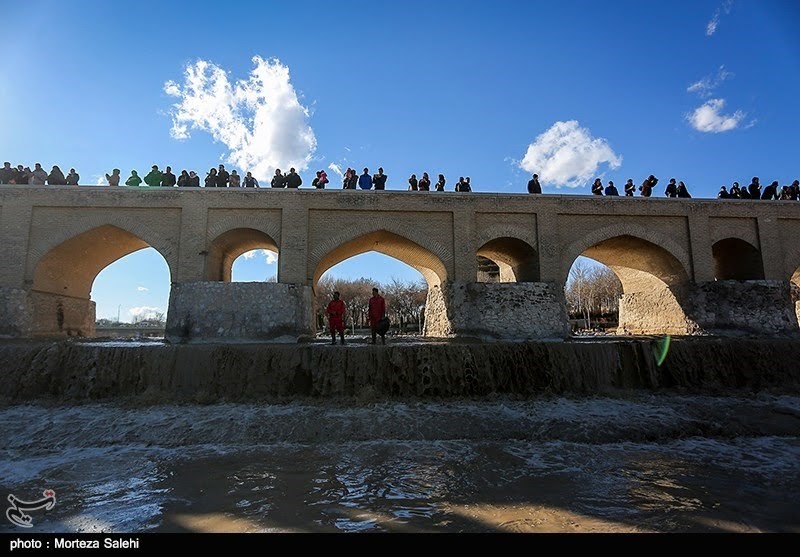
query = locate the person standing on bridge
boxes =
[591,178,603,195]
[527,173,542,194]
[65,168,80,185]
[604,180,619,196]
[664,178,677,198]
[204,168,217,187]
[229,169,241,188]
[789,180,800,200]
[177,170,189,187]
[243,171,258,188]
[161,166,177,187]
[639,175,657,197]
[144,165,162,187]
[624,179,636,196]
[408,174,418,191]
[676,181,691,198]
[359,168,372,190]
[761,180,779,200]
[47,165,66,185]
[216,164,230,188]
[29,163,48,185]
[125,170,142,187]
[419,172,431,191]
[326,291,347,345]
[373,167,388,190]
[271,169,286,188]
[0,162,15,184]
[435,174,446,191]
[718,186,730,199]
[368,287,387,345]
[105,168,121,186]
[14,165,30,185]
[748,177,761,199]
[285,167,302,188]
[730,181,742,199]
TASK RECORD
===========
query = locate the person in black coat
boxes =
[162,166,177,187]
[676,181,691,198]
[0,162,15,184]
[188,171,200,187]
[435,174,446,192]
[604,181,619,196]
[527,173,542,194]
[624,179,635,196]
[216,164,230,187]
[372,167,387,190]
[418,172,431,191]
[591,178,603,195]
[664,178,678,198]
[205,168,217,187]
[718,186,730,199]
[408,174,418,191]
[285,168,302,188]
[761,180,779,200]
[748,177,761,199]
[177,170,189,187]
[271,169,285,188]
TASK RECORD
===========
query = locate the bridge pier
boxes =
[0,287,95,338]
[423,281,570,340]
[165,281,314,343]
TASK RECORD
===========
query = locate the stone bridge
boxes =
[1,186,799,341]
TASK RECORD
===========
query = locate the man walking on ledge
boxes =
[326,291,346,345]
[369,287,387,345]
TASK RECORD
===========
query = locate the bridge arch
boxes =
[562,225,693,334]
[311,230,448,291]
[476,237,540,282]
[712,237,765,280]
[205,228,279,282]
[30,224,174,336]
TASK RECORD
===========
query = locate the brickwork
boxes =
[0,186,798,339]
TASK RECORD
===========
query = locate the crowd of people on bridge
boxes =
[526,173,800,201]
[2,160,797,200]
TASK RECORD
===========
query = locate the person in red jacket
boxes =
[368,287,387,345]
[326,291,346,345]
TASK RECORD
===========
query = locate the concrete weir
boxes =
[1,338,799,402]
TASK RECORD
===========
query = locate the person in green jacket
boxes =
[125,170,142,187]
[143,165,162,187]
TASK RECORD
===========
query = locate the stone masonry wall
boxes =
[688,280,799,336]
[618,287,700,335]
[424,281,569,340]
[166,282,314,342]
[29,291,96,337]
[0,287,32,337]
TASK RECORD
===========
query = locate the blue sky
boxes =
[2,1,798,320]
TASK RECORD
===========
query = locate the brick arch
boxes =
[560,224,692,289]
[205,228,280,282]
[476,236,539,282]
[31,224,174,299]
[476,224,536,252]
[309,223,452,281]
[311,230,449,290]
[712,237,765,280]
[206,215,281,248]
[26,211,178,281]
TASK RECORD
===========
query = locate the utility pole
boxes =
[117,305,121,324]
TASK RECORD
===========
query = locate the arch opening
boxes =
[312,230,447,292]
[564,234,692,335]
[315,253,428,338]
[31,224,173,337]
[206,228,279,282]
[476,237,540,282]
[712,238,765,280]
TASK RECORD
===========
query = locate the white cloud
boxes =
[327,163,343,178]
[519,120,622,188]
[241,249,278,264]
[687,66,733,98]
[136,286,149,292]
[687,98,746,133]
[706,0,733,36]
[164,56,316,181]
[129,306,163,320]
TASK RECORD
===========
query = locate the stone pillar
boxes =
[166,282,314,343]
[278,206,310,285]
[0,203,34,337]
[686,280,799,336]
[176,203,209,282]
[535,209,561,283]
[452,208,476,282]
[688,213,714,282]
[424,281,569,340]
[757,216,784,280]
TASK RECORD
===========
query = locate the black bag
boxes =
[376,316,391,335]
